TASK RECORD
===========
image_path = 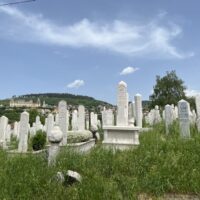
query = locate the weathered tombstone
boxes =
[165,105,173,134]
[72,110,78,131]
[178,100,190,138]
[85,113,90,130]
[13,121,19,138]
[94,114,98,127]
[35,115,42,131]
[162,110,165,121]
[134,94,143,127]
[153,105,161,124]
[18,111,30,152]
[195,95,200,131]
[90,112,96,128]
[47,114,54,141]
[128,102,135,126]
[43,118,48,132]
[17,122,20,140]
[58,101,67,145]
[190,110,197,125]
[195,95,200,117]
[29,127,36,138]
[117,81,128,126]
[0,116,8,148]
[6,124,11,143]
[174,106,178,119]
[48,126,63,166]
[106,109,114,126]
[101,108,107,127]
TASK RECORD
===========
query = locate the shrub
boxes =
[31,130,46,151]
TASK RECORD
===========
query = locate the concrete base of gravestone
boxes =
[102,126,140,150]
[139,127,153,133]
[60,139,95,153]
[7,149,47,158]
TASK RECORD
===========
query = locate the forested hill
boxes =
[7,93,113,108]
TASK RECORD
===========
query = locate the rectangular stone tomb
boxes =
[102,126,140,150]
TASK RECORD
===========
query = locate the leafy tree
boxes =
[150,71,186,108]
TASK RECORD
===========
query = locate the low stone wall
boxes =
[7,149,47,157]
[61,139,96,153]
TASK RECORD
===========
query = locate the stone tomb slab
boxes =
[102,126,140,150]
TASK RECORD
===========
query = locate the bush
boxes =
[31,130,46,151]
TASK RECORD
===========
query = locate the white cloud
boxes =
[185,89,200,97]
[120,66,139,75]
[67,80,85,89]
[0,6,194,59]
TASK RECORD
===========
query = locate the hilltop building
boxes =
[10,98,41,108]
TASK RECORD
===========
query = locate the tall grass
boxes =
[0,122,200,199]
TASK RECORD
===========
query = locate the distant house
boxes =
[10,98,41,108]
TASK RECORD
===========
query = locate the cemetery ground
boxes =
[1,122,200,199]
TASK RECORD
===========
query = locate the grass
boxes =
[1,121,200,199]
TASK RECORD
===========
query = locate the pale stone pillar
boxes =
[18,111,29,152]
[117,81,128,126]
[58,101,67,145]
[178,100,190,138]
[134,94,143,127]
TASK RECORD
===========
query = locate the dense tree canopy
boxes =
[150,71,186,108]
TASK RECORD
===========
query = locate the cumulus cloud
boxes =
[0,6,194,59]
[185,89,200,97]
[67,80,85,89]
[120,66,139,75]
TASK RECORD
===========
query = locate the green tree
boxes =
[29,109,39,126]
[150,71,186,108]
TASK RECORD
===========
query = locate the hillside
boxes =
[0,93,113,109]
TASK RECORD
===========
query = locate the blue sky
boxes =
[0,0,199,104]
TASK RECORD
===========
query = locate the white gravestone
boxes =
[117,81,128,126]
[128,102,135,126]
[195,95,200,131]
[6,124,11,143]
[165,105,173,134]
[178,100,190,138]
[0,116,8,148]
[78,105,85,131]
[13,121,19,138]
[18,111,30,152]
[47,114,54,141]
[72,110,78,131]
[90,112,97,128]
[134,94,143,127]
[58,101,68,145]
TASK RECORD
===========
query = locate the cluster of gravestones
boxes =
[145,96,200,137]
[1,81,200,155]
[0,101,101,152]
[101,81,143,128]
[0,81,144,153]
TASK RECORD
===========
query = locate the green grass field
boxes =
[1,122,200,199]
